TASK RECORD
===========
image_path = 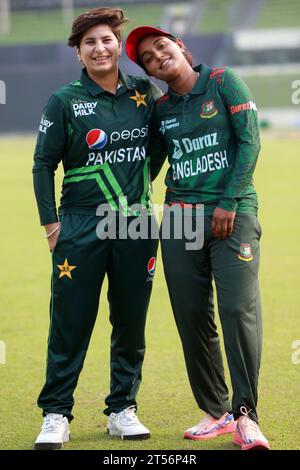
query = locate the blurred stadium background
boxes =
[0,0,300,132]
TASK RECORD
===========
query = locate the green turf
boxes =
[1,0,300,45]
[0,5,164,46]
[0,132,300,450]
[255,0,300,29]
[242,74,299,108]
[196,0,300,33]
[196,0,240,33]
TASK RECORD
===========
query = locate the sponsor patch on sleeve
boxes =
[39,114,54,134]
[230,101,257,114]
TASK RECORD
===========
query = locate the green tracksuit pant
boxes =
[160,212,262,423]
[37,213,158,420]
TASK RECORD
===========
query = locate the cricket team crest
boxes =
[130,90,147,108]
[200,100,218,119]
[238,244,253,262]
[57,259,77,279]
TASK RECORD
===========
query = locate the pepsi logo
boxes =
[147,257,156,276]
[86,128,108,149]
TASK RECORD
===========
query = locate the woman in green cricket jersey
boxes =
[126,26,270,450]
[32,9,161,449]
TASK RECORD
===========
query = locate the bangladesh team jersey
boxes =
[150,64,261,214]
[33,68,161,225]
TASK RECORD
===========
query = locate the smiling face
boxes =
[77,24,122,77]
[137,34,187,81]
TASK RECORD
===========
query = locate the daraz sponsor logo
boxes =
[171,132,219,160]
[230,100,257,114]
[159,118,180,135]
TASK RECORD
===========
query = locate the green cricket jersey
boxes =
[33,68,161,225]
[150,64,261,214]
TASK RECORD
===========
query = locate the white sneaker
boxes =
[107,406,150,440]
[34,413,70,450]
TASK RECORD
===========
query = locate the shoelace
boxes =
[40,414,64,434]
[118,406,140,426]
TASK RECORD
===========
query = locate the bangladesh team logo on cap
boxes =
[86,128,108,149]
[200,100,218,119]
[147,257,156,276]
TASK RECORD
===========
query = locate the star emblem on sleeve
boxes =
[57,258,77,279]
[130,90,147,108]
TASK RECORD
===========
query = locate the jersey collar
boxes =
[80,67,135,96]
[168,63,211,103]
[190,64,211,94]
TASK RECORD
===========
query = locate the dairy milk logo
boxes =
[72,100,97,117]
[39,115,54,134]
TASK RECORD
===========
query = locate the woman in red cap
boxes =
[126,26,270,451]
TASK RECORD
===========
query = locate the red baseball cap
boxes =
[126,26,175,64]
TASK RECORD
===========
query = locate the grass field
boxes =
[1,0,299,44]
[241,74,300,109]
[0,5,164,46]
[0,132,300,450]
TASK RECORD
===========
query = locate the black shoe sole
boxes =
[122,433,151,441]
[34,442,63,450]
[34,435,70,450]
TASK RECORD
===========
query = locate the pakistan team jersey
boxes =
[150,64,261,214]
[33,68,161,225]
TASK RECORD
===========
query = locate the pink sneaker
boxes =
[233,407,270,450]
[184,412,236,441]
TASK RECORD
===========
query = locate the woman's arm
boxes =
[212,68,260,239]
[148,83,168,181]
[218,67,261,212]
[33,94,67,249]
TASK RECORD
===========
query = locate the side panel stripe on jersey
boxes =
[64,164,131,214]
[64,162,151,215]
[140,158,151,209]
[65,164,105,176]
[101,164,129,214]
[63,173,118,211]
